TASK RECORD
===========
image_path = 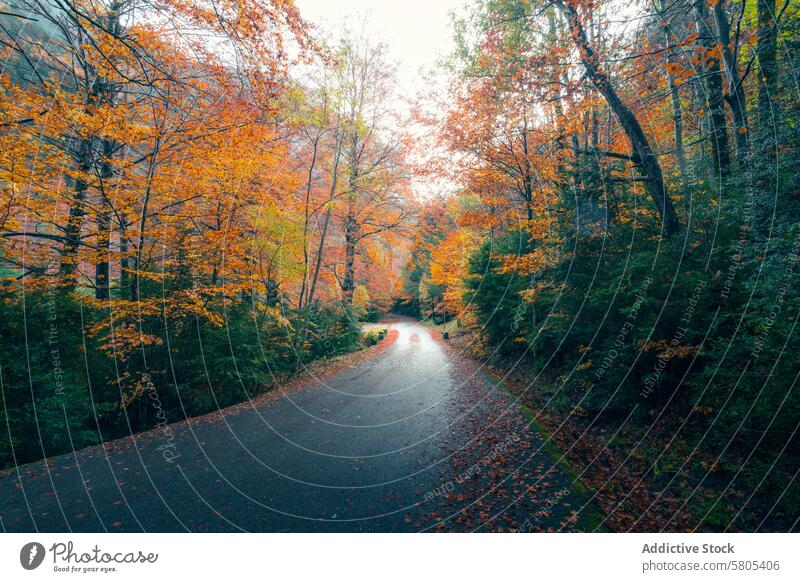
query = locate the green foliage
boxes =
[456,211,800,529]
[362,328,388,347]
[464,230,534,354]
[0,289,364,470]
[300,303,363,360]
[0,290,101,467]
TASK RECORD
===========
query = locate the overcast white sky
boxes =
[294,1,467,198]
[294,0,466,93]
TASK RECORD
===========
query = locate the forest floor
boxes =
[441,325,759,532]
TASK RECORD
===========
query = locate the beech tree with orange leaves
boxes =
[0,2,413,468]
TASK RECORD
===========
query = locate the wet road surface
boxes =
[0,319,587,532]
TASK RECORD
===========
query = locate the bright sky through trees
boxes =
[296,0,464,94]
[296,0,467,199]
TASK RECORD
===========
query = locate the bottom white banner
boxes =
[0,534,796,581]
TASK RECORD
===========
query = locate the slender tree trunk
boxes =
[95,5,121,300]
[95,136,114,300]
[133,146,159,301]
[298,136,320,310]
[341,133,359,304]
[60,137,92,285]
[342,210,358,303]
[296,145,342,365]
[120,224,129,299]
[94,209,111,299]
[754,0,779,237]
[656,0,689,186]
[308,139,342,311]
[693,0,731,179]
[714,0,749,168]
[556,0,680,236]
[668,73,689,185]
[547,8,567,177]
[757,0,778,127]
[308,206,333,310]
[521,127,534,224]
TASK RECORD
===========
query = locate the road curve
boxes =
[0,319,586,532]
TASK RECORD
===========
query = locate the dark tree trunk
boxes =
[95,6,121,300]
[547,7,567,175]
[693,0,731,179]
[714,0,749,169]
[521,127,534,224]
[668,75,689,185]
[95,137,113,300]
[656,0,689,186]
[754,0,779,238]
[341,211,358,304]
[60,137,92,285]
[341,141,359,304]
[62,4,121,295]
[120,227,130,299]
[556,1,680,236]
[757,0,778,127]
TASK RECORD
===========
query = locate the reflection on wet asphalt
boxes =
[0,319,583,532]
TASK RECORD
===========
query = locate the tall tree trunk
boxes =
[667,73,689,186]
[341,209,358,303]
[521,126,534,225]
[556,0,680,236]
[296,144,342,366]
[95,136,114,300]
[656,0,689,186]
[59,137,92,285]
[120,224,129,299]
[61,4,120,295]
[298,135,320,310]
[133,146,159,301]
[757,0,778,127]
[308,138,342,312]
[341,132,360,304]
[693,0,731,179]
[548,8,566,165]
[94,206,111,298]
[755,0,779,238]
[94,5,121,300]
[714,0,749,169]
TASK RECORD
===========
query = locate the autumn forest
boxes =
[0,0,798,533]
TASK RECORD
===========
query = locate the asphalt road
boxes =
[0,319,586,532]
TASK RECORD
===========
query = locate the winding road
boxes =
[0,319,587,532]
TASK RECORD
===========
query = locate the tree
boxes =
[333,30,411,303]
[555,0,681,236]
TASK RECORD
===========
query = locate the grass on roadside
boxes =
[483,371,608,532]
